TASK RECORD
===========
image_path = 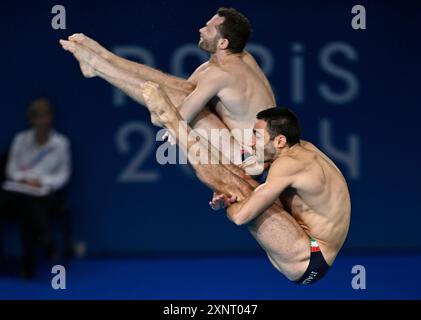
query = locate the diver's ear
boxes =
[273,134,287,148]
[219,38,229,50]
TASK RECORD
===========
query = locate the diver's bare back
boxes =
[280,146,351,265]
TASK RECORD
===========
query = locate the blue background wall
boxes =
[1,0,420,255]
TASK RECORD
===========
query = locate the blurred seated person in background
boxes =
[0,98,71,278]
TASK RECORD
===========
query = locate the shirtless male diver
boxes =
[60,7,275,165]
[141,81,351,285]
[60,6,351,284]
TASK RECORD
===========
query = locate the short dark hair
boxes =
[256,107,301,146]
[216,7,251,54]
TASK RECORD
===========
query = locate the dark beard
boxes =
[198,37,218,53]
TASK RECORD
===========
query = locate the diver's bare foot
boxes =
[142,81,180,126]
[68,33,110,58]
[59,39,97,78]
[150,113,164,128]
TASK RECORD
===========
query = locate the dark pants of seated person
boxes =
[0,190,57,278]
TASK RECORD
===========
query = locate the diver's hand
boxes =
[209,194,237,211]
